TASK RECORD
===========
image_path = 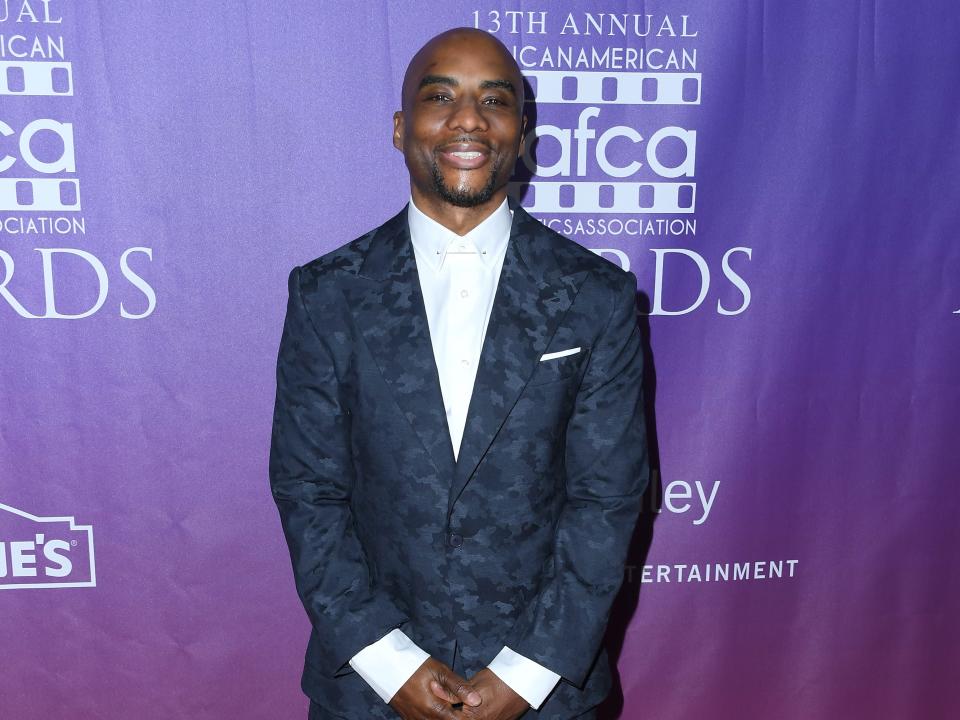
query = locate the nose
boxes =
[446,98,488,133]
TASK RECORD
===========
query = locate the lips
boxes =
[438,141,491,170]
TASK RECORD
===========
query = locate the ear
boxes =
[392,111,404,152]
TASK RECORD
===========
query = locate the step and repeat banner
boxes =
[1,1,957,718]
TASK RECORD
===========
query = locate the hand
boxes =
[389,656,482,720]
[449,668,530,720]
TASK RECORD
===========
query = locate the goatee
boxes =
[430,156,504,208]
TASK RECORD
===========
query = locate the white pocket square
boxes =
[540,346,581,362]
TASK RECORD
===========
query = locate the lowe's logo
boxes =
[0,502,96,589]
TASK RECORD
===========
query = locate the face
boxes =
[394,31,526,211]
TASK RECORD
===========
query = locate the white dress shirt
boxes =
[347,197,561,709]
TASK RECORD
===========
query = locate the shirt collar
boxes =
[407,196,513,272]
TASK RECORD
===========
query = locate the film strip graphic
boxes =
[1,58,78,211]
[0,61,74,96]
[525,71,700,105]
[509,181,695,214]
[0,178,81,211]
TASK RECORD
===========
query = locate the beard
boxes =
[430,154,505,208]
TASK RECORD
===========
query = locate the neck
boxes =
[409,187,507,236]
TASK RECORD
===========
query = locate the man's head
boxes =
[393,28,526,216]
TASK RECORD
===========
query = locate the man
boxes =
[269,28,648,720]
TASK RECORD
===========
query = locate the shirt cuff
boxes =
[348,628,430,703]
[487,645,561,710]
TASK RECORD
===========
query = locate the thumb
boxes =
[428,679,462,705]
[443,672,482,707]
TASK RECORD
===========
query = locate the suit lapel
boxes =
[345,207,457,481]
[448,205,588,514]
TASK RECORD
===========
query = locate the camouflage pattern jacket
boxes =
[269,202,649,719]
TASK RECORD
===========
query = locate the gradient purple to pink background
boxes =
[1,2,957,718]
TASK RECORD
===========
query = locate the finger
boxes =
[429,678,461,705]
[441,672,482,707]
[429,697,462,720]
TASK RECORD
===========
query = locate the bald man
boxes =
[270,28,648,720]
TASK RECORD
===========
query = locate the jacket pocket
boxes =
[527,347,588,386]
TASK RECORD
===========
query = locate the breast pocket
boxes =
[527,346,588,387]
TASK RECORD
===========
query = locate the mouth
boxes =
[437,142,492,170]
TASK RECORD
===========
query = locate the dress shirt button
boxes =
[460,289,469,298]
[461,358,470,367]
[448,533,463,548]
[445,405,453,416]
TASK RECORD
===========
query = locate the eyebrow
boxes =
[418,75,517,95]
[480,79,517,95]
[419,74,458,89]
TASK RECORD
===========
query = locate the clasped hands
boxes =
[389,657,530,720]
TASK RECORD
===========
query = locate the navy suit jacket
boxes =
[269,202,649,719]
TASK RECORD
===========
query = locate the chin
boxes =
[429,158,503,208]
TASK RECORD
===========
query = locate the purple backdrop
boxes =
[1,1,958,718]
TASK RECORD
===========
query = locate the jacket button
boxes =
[448,533,463,548]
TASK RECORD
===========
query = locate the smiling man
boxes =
[270,28,649,720]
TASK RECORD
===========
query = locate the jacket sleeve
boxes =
[269,266,409,677]
[505,270,649,687]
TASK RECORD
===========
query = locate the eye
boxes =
[426,93,452,102]
[483,97,504,105]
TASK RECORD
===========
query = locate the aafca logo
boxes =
[0,502,96,589]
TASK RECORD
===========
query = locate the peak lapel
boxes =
[345,207,457,481]
[449,206,588,514]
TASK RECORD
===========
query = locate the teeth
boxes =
[451,151,482,159]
